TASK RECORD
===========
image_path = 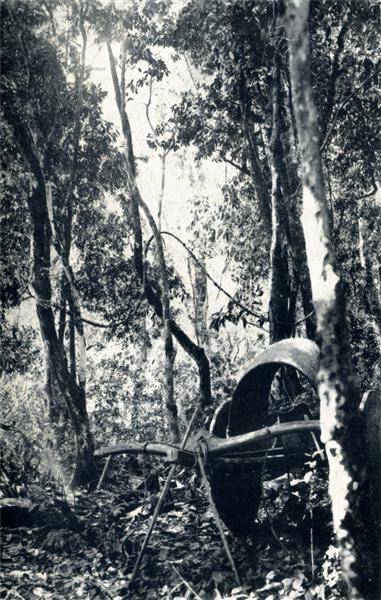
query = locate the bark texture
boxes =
[269,11,316,341]
[2,107,97,488]
[269,51,294,343]
[139,196,180,443]
[188,256,209,351]
[286,1,379,597]
[53,3,88,393]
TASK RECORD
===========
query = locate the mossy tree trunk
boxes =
[269,4,316,342]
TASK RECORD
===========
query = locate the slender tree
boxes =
[104,32,212,419]
[54,1,89,393]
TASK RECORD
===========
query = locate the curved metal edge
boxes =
[210,339,320,438]
[230,338,320,436]
[237,338,320,389]
[209,400,231,437]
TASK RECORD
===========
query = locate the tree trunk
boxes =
[57,272,68,345]
[270,24,316,340]
[269,51,294,343]
[286,1,379,597]
[139,197,180,443]
[238,32,316,339]
[239,81,272,233]
[53,2,88,393]
[3,103,97,488]
[34,184,96,487]
[68,289,76,379]
[188,256,209,351]
[268,165,292,343]
[107,40,180,441]
[107,40,211,413]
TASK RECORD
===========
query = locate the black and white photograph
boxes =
[1,1,380,598]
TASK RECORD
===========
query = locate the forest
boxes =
[0,0,380,599]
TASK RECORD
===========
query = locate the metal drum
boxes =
[209,338,320,536]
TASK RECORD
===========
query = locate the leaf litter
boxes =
[0,469,344,600]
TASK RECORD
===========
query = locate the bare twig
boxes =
[157,151,168,230]
[96,455,112,491]
[145,76,156,136]
[172,566,203,600]
[221,155,250,176]
[147,230,268,325]
[183,53,199,91]
[4,590,27,600]
[293,310,315,328]
[310,508,315,578]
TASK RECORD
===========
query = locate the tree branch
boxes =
[238,71,272,231]
[144,76,169,228]
[146,230,267,324]
[321,67,380,152]
[145,75,156,136]
[107,40,136,177]
[138,195,180,442]
[182,52,199,91]
[221,155,250,176]
[23,294,110,328]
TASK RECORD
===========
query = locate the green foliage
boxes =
[0,367,57,490]
[0,323,39,375]
[0,127,31,311]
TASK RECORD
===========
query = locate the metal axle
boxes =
[94,420,321,467]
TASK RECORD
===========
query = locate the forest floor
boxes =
[0,463,345,600]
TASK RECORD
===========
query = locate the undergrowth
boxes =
[0,459,346,600]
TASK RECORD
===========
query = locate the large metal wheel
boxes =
[209,338,320,536]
